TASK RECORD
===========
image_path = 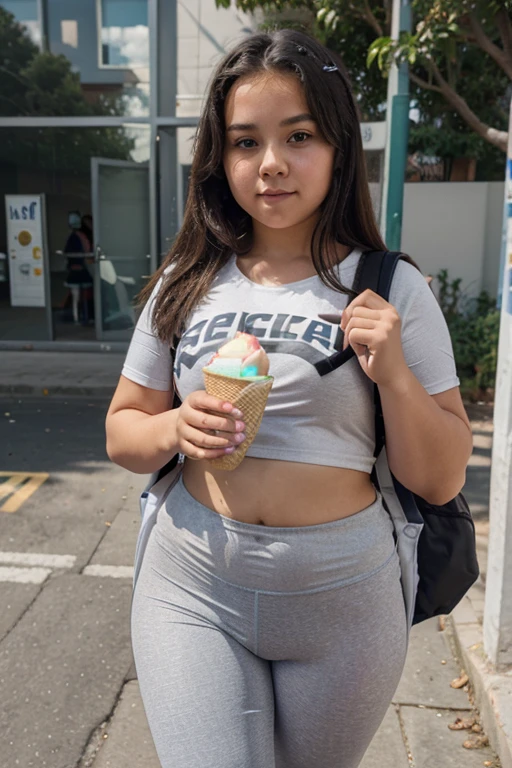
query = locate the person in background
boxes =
[80,214,94,252]
[64,211,93,324]
[80,214,95,321]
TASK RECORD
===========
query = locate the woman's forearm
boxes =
[106,408,180,474]
[378,369,473,504]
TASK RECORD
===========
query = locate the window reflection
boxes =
[2,0,41,46]
[0,126,150,341]
[100,0,149,69]
[0,0,149,117]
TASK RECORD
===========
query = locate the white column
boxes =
[483,102,512,670]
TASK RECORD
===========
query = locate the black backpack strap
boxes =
[312,249,405,455]
[315,250,398,376]
[371,251,405,458]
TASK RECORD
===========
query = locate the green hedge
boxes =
[436,269,499,402]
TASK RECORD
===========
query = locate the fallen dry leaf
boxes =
[438,615,446,631]
[462,734,489,749]
[450,672,469,689]
[448,717,476,731]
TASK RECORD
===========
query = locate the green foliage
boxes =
[368,0,510,157]
[0,7,134,170]
[216,0,390,119]
[436,269,500,400]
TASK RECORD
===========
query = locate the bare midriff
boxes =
[182,457,377,527]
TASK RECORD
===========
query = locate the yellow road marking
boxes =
[0,472,49,513]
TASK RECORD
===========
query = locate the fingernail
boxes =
[235,421,246,432]
[232,409,243,419]
[224,446,235,454]
[234,433,246,444]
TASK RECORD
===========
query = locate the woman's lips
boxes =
[259,192,296,203]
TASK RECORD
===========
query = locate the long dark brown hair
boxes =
[140,28,390,344]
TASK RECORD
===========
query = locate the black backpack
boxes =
[315,250,479,625]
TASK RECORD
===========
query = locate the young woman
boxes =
[106,29,472,768]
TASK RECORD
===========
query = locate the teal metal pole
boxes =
[381,0,411,250]
[386,93,410,250]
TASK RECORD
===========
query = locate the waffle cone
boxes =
[202,368,274,470]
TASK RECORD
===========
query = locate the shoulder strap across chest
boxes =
[314,249,406,458]
[314,250,404,377]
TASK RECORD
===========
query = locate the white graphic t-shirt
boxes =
[122,249,460,471]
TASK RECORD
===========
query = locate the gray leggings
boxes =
[131,474,408,768]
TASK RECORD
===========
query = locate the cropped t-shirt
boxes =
[121,249,460,472]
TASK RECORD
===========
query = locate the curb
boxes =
[0,384,116,398]
[0,341,128,353]
[449,594,512,768]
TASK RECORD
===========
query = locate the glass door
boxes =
[91,158,151,341]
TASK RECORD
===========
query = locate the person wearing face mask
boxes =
[63,211,93,324]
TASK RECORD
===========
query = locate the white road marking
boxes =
[0,553,133,581]
[0,566,51,584]
[0,552,76,569]
[83,565,134,579]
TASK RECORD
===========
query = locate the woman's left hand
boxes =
[341,289,409,388]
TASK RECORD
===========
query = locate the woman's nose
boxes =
[259,144,287,177]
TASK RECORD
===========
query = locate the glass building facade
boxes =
[0,0,384,347]
[0,0,258,344]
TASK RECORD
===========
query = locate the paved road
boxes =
[0,396,143,768]
[0,396,499,768]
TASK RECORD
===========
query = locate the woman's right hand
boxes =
[174,390,246,460]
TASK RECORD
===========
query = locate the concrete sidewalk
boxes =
[1,350,509,767]
[0,350,125,398]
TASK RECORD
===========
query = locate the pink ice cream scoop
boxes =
[204,332,270,378]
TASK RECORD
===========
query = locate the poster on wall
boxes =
[5,194,47,308]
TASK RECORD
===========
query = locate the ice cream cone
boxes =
[202,368,274,470]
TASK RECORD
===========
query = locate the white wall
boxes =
[176,0,260,170]
[402,182,504,300]
[177,0,259,120]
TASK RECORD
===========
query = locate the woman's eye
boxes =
[290,132,310,143]
[235,138,256,149]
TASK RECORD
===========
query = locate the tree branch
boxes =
[0,94,29,116]
[427,58,508,152]
[383,0,392,35]
[467,12,512,80]
[494,6,512,68]
[409,71,443,93]
[361,0,383,37]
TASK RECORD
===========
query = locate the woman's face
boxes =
[223,71,335,233]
